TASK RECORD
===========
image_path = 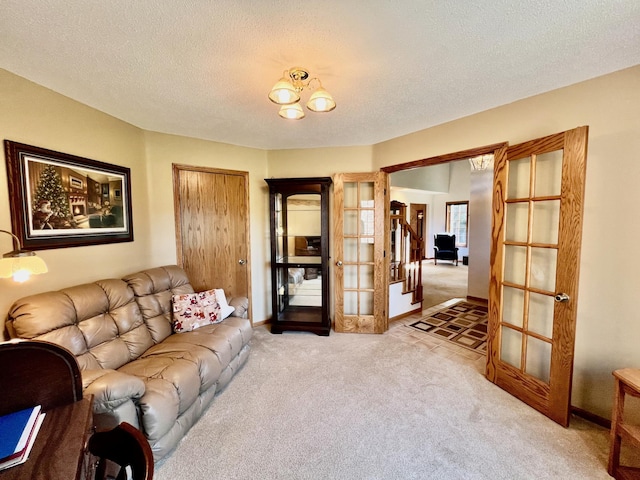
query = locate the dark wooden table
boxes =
[0,397,94,480]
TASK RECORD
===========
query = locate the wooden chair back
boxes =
[0,339,82,415]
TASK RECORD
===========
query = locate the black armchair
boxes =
[434,234,459,266]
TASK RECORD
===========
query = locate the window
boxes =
[446,201,468,247]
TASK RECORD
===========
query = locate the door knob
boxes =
[336,260,343,267]
[554,293,569,303]
[238,259,246,265]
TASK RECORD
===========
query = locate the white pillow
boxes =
[213,288,235,319]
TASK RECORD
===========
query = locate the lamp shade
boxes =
[468,154,494,171]
[0,229,48,282]
[278,103,305,120]
[0,254,48,282]
[306,87,336,112]
[268,77,300,105]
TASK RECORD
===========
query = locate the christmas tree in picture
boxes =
[32,164,73,229]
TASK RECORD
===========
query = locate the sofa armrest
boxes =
[82,369,146,414]
[228,296,249,318]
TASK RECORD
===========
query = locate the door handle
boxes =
[554,293,569,303]
[336,260,343,267]
[238,259,246,265]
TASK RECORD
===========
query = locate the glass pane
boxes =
[447,203,468,245]
[501,326,522,369]
[534,150,563,197]
[507,157,530,199]
[344,182,358,208]
[287,194,321,237]
[504,245,527,286]
[525,336,551,383]
[287,268,322,308]
[505,203,529,243]
[528,292,554,339]
[360,291,374,315]
[344,265,357,289]
[360,210,375,235]
[344,210,358,235]
[502,286,524,327]
[359,181,374,206]
[530,247,557,292]
[359,264,374,289]
[344,291,357,315]
[276,268,285,312]
[359,240,374,262]
[344,238,358,262]
[531,200,560,245]
[276,235,283,260]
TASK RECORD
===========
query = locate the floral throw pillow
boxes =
[172,289,223,333]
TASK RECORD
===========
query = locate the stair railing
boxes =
[390,215,423,305]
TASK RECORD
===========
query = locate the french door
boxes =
[333,172,388,333]
[486,126,589,426]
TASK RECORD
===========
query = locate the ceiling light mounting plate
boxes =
[289,67,309,83]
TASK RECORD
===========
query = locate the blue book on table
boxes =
[0,406,42,462]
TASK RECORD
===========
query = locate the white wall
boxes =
[467,166,493,300]
[390,164,450,192]
[430,161,470,258]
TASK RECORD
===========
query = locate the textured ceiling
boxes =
[1,1,639,150]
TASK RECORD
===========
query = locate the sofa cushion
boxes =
[123,266,195,343]
[7,278,153,370]
[119,343,222,441]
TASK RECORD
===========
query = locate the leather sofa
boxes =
[5,265,252,460]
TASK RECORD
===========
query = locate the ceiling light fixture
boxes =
[468,154,494,171]
[0,229,48,282]
[268,67,336,120]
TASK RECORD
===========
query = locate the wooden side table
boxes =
[609,368,640,479]
[0,397,95,480]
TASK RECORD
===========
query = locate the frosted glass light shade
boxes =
[268,77,300,105]
[278,103,305,120]
[306,87,336,112]
[469,154,494,171]
[0,254,48,282]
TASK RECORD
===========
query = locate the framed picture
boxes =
[4,140,134,250]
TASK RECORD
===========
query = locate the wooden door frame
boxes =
[172,163,253,321]
[381,143,506,173]
[381,142,507,324]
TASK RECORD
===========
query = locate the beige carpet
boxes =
[156,326,612,480]
[422,260,469,308]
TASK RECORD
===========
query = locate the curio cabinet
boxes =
[265,177,331,335]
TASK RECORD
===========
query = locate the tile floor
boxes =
[387,298,487,374]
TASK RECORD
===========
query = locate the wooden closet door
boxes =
[172,164,251,317]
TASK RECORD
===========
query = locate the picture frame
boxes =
[4,140,134,250]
